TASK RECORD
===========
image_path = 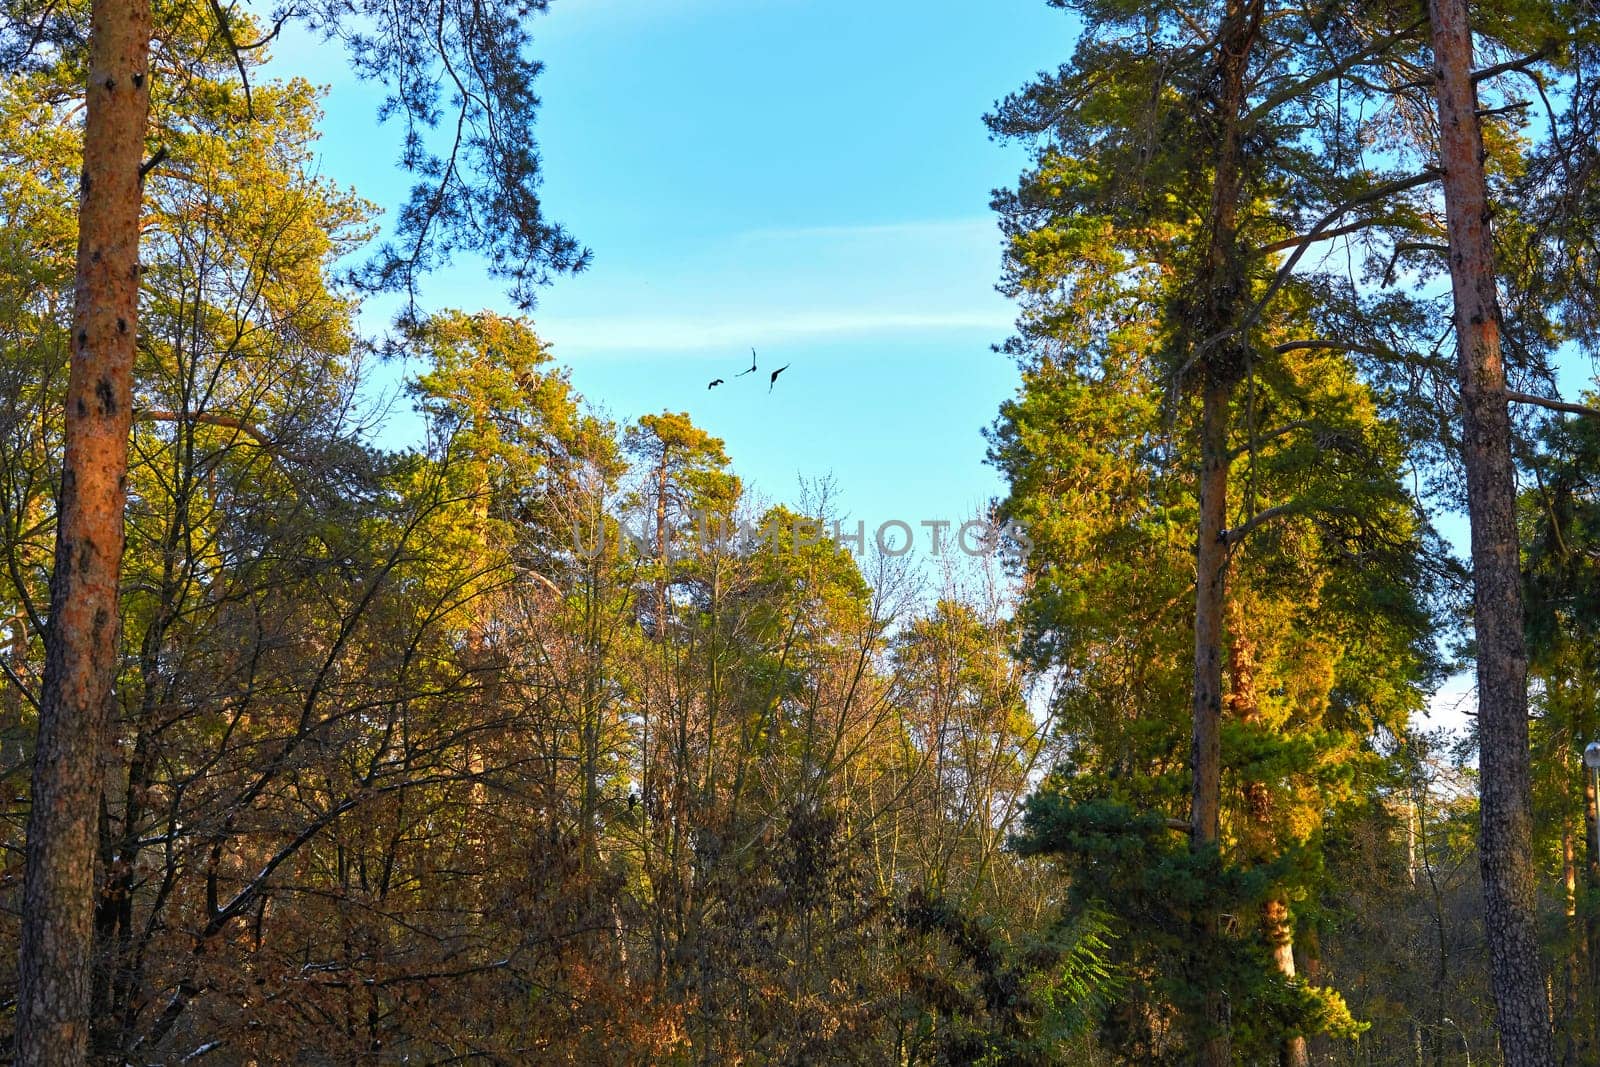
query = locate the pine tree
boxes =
[990,0,1448,1055]
[3,1,586,1056]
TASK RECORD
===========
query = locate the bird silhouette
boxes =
[768,364,791,393]
[735,348,758,377]
[707,378,724,390]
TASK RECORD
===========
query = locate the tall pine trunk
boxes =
[1187,4,1260,1062]
[1191,379,1230,853]
[1426,0,1553,1060]
[1226,613,1309,1067]
[16,1,153,1063]
[1190,377,1233,1067]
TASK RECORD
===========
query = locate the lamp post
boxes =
[1442,1017,1471,1067]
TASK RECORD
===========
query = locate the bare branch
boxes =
[1390,46,1555,92]
[1470,48,1553,84]
[1242,19,1428,130]
[204,0,255,119]
[1256,218,1385,257]
[1273,339,1404,360]
[0,658,39,714]
[1506,390,1600,418]
[1381,241,1450,286]
[138,145,167,182]
[1188,170,1442,370]
[135,408,276,451]
[1476,101,1531,119]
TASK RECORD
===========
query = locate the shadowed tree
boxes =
[1425,0,1562,1057]
[987,0,1452,1055]
[0,0,586,1059]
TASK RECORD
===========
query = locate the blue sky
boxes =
[270,0,1076,536]
[267,0,1600,733]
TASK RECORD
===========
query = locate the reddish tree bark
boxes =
[1426,0,1554,1061]
[1186,4,1262,1062]
[1226,615,1309,1067]
[15,1,153,1062]
[1190,378,1230,854]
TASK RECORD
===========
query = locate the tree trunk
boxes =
[1191,378,1230,852]
[1187,4,1260,1061]
[655,455,670,639]
[1426,0,1554,1060]
[1227,614,1310,1067]
[1300,927,1329,1064]
[1586,758,1600,1052]
[1190,376,1232,1067]
[1562,815,1584,1067]
[16,1,153,1063]
[1265,895,1310,1067]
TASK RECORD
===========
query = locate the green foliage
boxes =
[896,886,1122,1065]
[1012,792,1365,1060]
[1,0,1589,1060]
[985,0,1457,1057]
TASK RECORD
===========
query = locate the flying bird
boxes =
[768,364,791,393]
[707,378,724,390]
[735,348,758,377]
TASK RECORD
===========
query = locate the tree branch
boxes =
[1506,390,1600,419]
[138,145,167,182]
[135,408,277,451]
[204,0,255,118]
[0,658,38,713]
[1187,170,1442,370]
[1222,502,1300,546]
[1228,419,1317,460]
[1274,339,1397,359]
[1256,218,1386,257]
[1389,46,1555,92]
[1242,19,1428,130]
[1381,241,1450,286]
[1469,48,1553,84]
[1476,101,1530,119]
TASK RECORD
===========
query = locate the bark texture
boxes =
[1426,0,1554,1061]
[1191,380,1231,852]
[1226,616,1309,1067]
[16,1,153,1062]
[1265,895,1310,1067]
[1187,5,1261,1062]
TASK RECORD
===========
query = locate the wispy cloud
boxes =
[539,308,1011,353]
[517,215,1014,354]
[735,218,999,244]
[540,0,777,35]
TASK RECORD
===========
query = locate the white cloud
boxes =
[735,218,999,244]
[1421,671,1475,737]
[538,308,1011,353]
[518,216,1014,354]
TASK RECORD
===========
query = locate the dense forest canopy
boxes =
[0,0,1598,1063]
